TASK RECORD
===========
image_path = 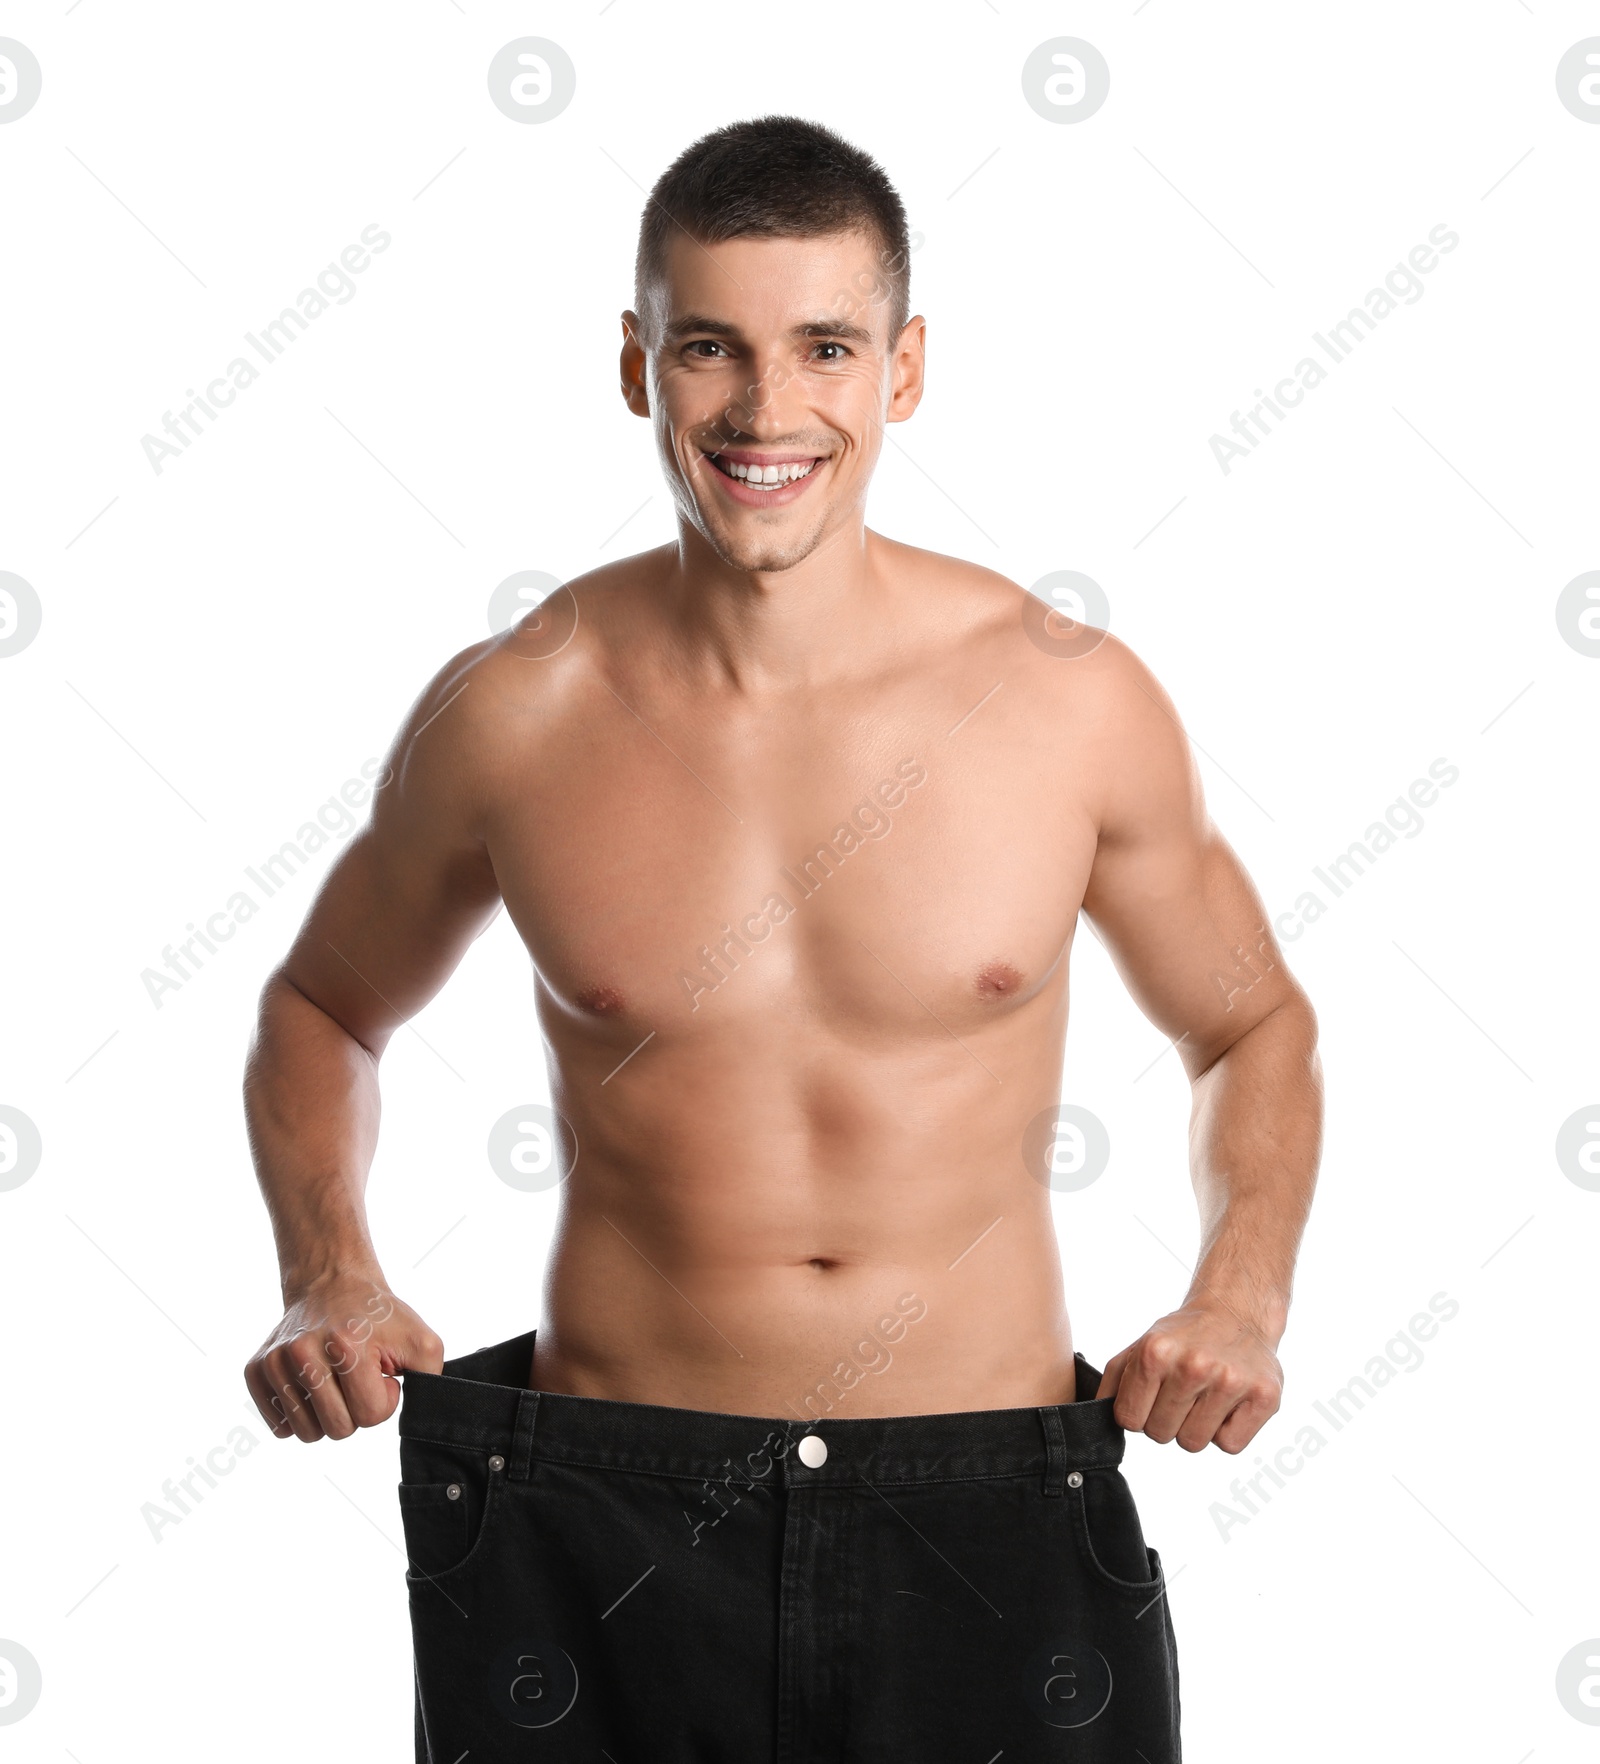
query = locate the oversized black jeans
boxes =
[398,1329,1181,1760]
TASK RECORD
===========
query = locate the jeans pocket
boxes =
[1069,1468,1164,1593]
[399,1482,470,1577]
[398,1436,501,1582]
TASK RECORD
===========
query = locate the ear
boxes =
[619,311,651,418]
[885,315,926,424]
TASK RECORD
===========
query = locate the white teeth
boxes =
[713,456,817,487]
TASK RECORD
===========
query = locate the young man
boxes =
[244,116,1322,1760]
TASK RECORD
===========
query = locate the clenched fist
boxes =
[1098,1302,1283,1454]
[244,1274,444,1443]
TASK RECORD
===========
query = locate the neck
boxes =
[657,518,897,692]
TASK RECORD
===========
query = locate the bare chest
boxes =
[487,686,1096,1041]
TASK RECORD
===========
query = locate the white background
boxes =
[2,2,1597,1758]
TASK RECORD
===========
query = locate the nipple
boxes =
[976,961,1024,998]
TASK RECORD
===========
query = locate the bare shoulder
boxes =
[875,535,1194,825]
[873,532,1022,629]
[877,536,1175,717]
[374,548,671,836]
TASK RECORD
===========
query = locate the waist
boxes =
[399,1328,1125,1486]
[535,1162,1077,1394]
[536,1222,1076,1414]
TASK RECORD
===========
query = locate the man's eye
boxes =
[814,342,848,361]
[687,341,727,358]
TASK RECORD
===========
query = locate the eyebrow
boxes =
[661,313,878,349]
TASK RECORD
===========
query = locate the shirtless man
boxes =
[244,116,1321,1760]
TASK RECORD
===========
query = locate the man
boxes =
[244,115,1322,1760]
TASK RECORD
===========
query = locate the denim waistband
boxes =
[397,1328,1126,1490]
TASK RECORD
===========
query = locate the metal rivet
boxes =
[446,1483,462,1500]
[488,1455,505,1472]
[1066,1470,1083,1489]
[797,1434,828,1469]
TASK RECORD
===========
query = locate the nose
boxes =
[724,347,805,440]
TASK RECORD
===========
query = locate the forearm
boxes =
[1184,995,1323,1346]
[244,971,387,1301]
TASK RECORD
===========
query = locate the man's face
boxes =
[621,229,924,574]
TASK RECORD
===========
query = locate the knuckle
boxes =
[284,1340,319,1378]
[323,1333,360,1374]
[1139,1336,1175,1373]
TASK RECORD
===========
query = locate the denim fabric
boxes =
[399,1329,1180,1761]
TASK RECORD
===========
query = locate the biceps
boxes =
[1081,824,1294,1070]
[277,826,502,1052]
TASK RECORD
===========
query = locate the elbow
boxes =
[1284,986,1322,1070]
[1265,990,1324,1101]
[251,965,386,1065]
[1192,986,1321,1084]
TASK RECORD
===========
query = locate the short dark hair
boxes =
[634,115,912,349]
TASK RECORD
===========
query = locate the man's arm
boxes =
[1075,636,1324,1454]
[242,644,503,1443]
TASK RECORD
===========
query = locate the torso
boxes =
[470,535,1115,1417]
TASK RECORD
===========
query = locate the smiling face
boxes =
[621,229,925,575]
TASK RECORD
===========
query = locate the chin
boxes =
[710,522,827,575]
[724,546,799,572]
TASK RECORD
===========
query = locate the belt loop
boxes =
[509,1389,540,1482]
[1039,1406,1067,1496]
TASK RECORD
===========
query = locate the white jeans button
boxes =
[1066,1470,1083,1489]
[797,1434,828,1468]
[446,1483,462,1499]
[488,1455,506,1472]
